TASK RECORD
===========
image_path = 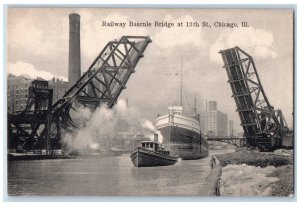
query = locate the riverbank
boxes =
[8,153,76,161]
[212,149,293,196]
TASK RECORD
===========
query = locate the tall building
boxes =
[198,101,228,136]
[7,74,32,113]
[208,101,217,111]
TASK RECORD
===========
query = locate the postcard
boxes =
[6,7,294,197]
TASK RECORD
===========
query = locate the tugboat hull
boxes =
[130,147,177,167]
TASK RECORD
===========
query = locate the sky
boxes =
[6,8,294,132]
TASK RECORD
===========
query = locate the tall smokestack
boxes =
[68,13,81,87]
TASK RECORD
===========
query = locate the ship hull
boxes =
[158,126,209,160]
[130,147,178,167]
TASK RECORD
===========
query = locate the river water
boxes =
[8,150,233,196]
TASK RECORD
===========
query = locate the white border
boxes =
[1,0,299,205]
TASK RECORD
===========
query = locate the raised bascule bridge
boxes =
[219,47,293,151]
[8,36,152,154]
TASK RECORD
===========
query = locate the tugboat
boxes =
[130,134,178,167]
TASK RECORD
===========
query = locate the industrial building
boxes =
[198,101,228,136]
[7,74,32,113]
[7,74,69,114]
[49,78,69,102]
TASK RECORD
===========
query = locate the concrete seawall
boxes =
[206,155,222,196]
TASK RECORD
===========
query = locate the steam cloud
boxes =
[63,99,163,153]
[7,61,67,81]
[141,120,164,144]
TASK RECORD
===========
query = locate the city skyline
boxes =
[7,8,294,131]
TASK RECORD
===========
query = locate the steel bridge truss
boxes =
[51,36,151,148]
[206,136,246,147]
[219,47,289,150]
[9,36,152,152]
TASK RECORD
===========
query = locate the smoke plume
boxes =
[141,120,163,144]
[7,61,67,81]
[62,99,163,153]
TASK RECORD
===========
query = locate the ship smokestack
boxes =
[154,133,158,143]
[68,13,81,87]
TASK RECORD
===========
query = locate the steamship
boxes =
[154,58,208,160]
[155,106,208,160]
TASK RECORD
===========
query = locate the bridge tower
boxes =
[8,79,53,152]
